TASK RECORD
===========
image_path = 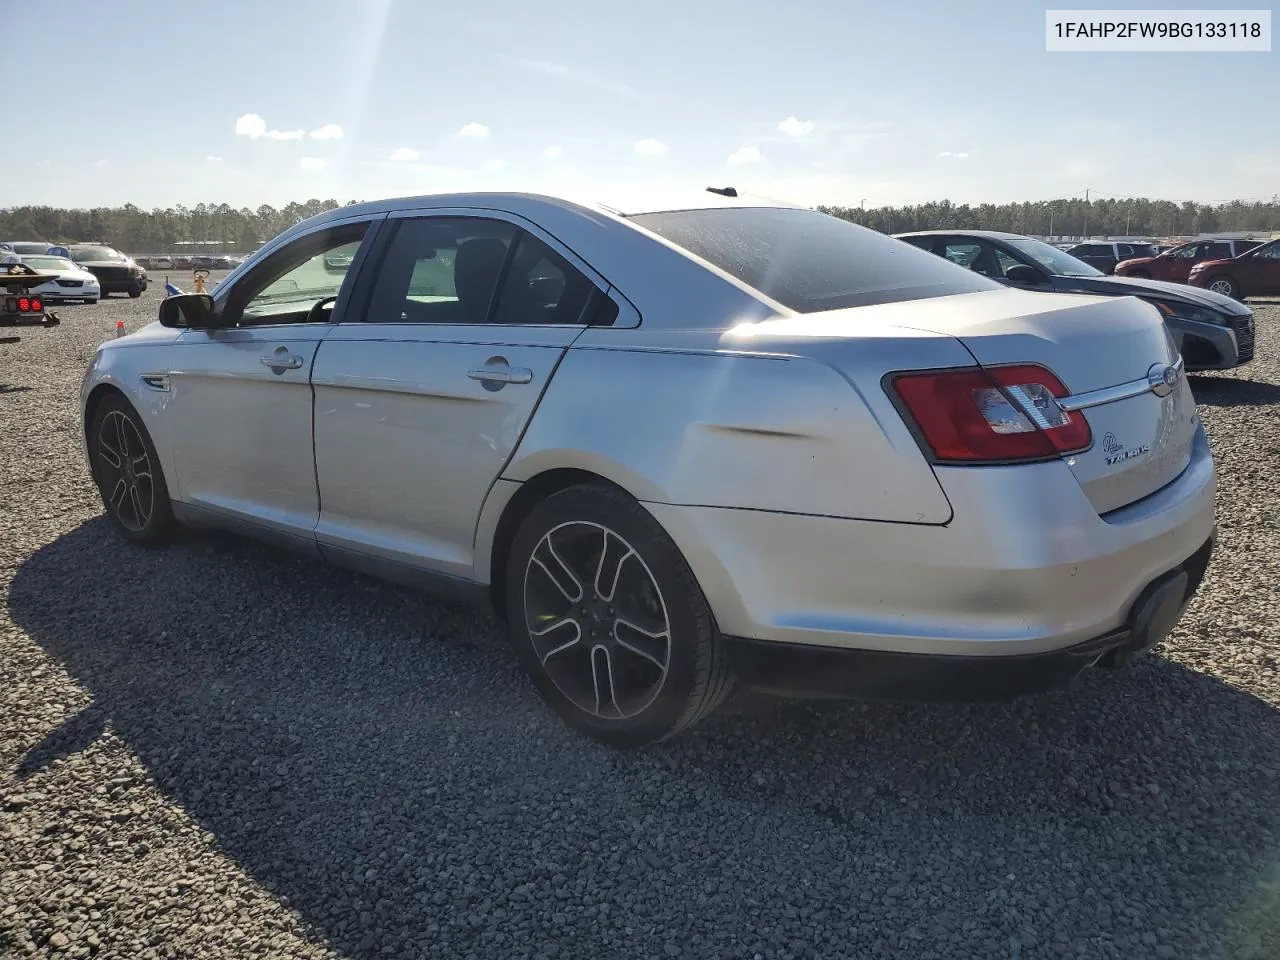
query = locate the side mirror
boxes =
[158,293,219,329]
[1004,264,1044,286]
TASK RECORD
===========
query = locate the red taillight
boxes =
[30,297,42,313]
[890,364,1092,464]
[17,297,31,312]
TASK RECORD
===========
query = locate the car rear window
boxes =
[627,207,1000,313]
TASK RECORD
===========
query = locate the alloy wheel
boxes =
[522,520,672,720]
[96,410,155,532]
[1208,279,1234,295]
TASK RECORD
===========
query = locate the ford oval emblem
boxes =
[1148,361,1180,397]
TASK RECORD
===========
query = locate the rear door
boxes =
[310,210,623,580]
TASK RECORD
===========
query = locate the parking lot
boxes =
[2,284,1278,959]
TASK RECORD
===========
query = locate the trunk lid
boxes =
[880,287,1198,514]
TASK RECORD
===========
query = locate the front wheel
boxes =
[1206,275,1238,298]
[88,394,175,545]
[1128,269,1150,279]
[505,484,733,748]
[128,286,142,299]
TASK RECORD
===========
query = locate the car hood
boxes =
[1068,273,1248,315]
[1187,258,1235,273]
[1115,256,1156,270]
[77,259,134,268]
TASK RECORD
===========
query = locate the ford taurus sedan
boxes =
[79,191,1216,747]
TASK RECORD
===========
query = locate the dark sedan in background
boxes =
[66,244,148,298]
[1066,240,1160,274]
[896,230,1255,369]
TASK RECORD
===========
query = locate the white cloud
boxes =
[938,151,970,159]
[389,147,420,162]
[205,155,223,162]
[309,123,344,141]
[235,112,305,140]
[543,146,565,160]
[633,138,668,156]
[459,122,489,139]
[727,145,764,166]
[778,116,816,138]
[299,157,327,170]
[483,158,507,171]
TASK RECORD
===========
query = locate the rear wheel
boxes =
[1206,275,1238,298]
[88,394,175,545]
[128,285,142,299]
[505,484,733,747]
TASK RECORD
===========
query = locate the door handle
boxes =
[467,366,533,385]
[261,353,304,370]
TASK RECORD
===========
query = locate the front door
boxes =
[311,212,616,581]
[166,219,377,548]
[1239,240,1280,296]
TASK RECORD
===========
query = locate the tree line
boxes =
[2,195,1278,254]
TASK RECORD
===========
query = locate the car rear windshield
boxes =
[627,207,1000,313]
[21,256,75,271]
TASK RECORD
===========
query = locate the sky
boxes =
[2,0,1276,211]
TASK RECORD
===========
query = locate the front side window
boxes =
[629,207,998,313]
[1254,241,1280,259]
[224,223,370,326]
[1169,243,1201,259]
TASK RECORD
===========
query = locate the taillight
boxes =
[17,297,31,312]
[890,364,1091,464]
[29,297,42,313]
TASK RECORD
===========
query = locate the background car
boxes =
[80,192,1214,747]
[1187,238,1280,300]
[897,230,1256,369]
[15,253,101,303]
[0,240,57,255]
[1066,240,1160,274]
[65,244,148,298]
[1116,238,1263,282]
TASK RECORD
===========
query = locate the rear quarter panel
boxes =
[504,325,975,525]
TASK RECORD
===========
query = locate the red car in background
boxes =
[1188,238,1280,300]
[1115,238,1261,283]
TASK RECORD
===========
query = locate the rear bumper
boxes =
[726,532,1213,700]
[648,423,1216,661]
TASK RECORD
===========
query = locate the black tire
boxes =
[505,483,733,748]
[88,393,175,545]
[84,299,98,305]
[1205,275,1238,299]
[128,286,142,299]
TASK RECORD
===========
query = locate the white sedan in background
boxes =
[18,254,101,303]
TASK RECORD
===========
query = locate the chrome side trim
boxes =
[1058,356,1184,413]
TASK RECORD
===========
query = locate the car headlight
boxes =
[1151,301,1227,325]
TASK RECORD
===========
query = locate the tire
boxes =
[1205,275,1238,298]
[84,299,98,305]
[128,286,142,299]
[505,483,733,748]
[1129,270,1150,279]
[88,394,175,545]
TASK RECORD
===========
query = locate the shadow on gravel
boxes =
[0,384,34,394]
[1188,375,1280,407]
[10,518,1280,959]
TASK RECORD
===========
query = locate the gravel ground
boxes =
[2,282,1278,960]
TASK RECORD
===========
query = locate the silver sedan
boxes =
[79,191,1217,747]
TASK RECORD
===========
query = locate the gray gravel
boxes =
[2,282,1279,960]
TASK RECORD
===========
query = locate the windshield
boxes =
[628,207,1000,313]
[70,246,126,261]
[22,256,76,271]
[1004,238,1104,277]
[6,242,54,254]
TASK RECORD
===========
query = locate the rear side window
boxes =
[628,207,999,313]
[1207,242,1232,259]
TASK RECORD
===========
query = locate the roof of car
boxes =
[893,229,1032,241]
[312,189,800,226]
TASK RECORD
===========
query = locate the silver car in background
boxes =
[79,191,1216,747]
